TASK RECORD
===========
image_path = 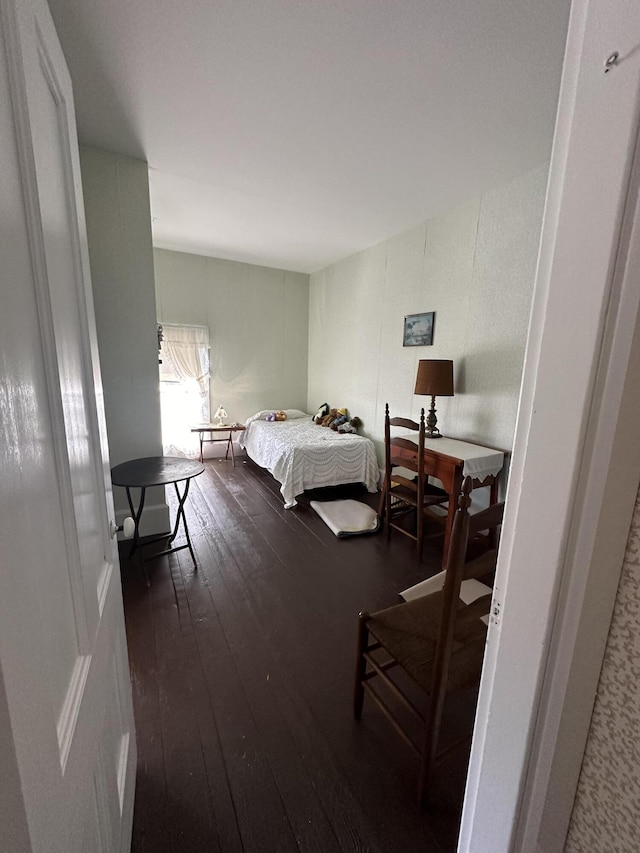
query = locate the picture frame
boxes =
[403,311,435,347]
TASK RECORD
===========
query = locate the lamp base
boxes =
[425,395,443,439]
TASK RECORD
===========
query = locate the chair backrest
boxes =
[421,477,505,782]
[384,402,426,493]
[387,411,421,432]
[438,477,504,654]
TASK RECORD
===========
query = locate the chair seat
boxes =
[424,482,449,499]
[389,480,448,509]
[354,476,505,804]
[367,592,488,694]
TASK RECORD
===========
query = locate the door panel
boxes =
[31,28,105,589]
[0,0,136,849]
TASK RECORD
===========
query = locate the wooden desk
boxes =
[190,423,245,465]
[394,436,505,566]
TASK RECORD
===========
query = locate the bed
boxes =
[238,409,380,508]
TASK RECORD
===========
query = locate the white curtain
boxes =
[159,324,210,454]
[161,323,210,395]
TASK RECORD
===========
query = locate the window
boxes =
[159,323,210,454]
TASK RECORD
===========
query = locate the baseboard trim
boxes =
[115,502,170,538]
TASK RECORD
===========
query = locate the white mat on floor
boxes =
[310,499,380,538]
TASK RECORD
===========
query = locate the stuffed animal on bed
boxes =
[330,412,349,430]
[266,411,277,421]
[275,410,287,421]
[320,408,339,427]
[337,416,362,434]
[321,407,348,428]
[313,403,329,424]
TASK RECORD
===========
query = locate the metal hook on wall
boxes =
[604,51,619,73]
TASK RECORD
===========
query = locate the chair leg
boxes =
[377,482,386,520]
[417,734,437,806]
[385,486,392,541]
[417,679,446,805]
[353,611,370,720]
[416,508,424,561]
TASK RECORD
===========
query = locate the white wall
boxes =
[154,249,309,425]
[80,145,169,535]
[565,487,640,850]
[308,164,548,461]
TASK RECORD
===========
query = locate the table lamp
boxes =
[414,359,454,438]
[214,405,228,426]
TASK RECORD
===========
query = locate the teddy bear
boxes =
[265,411,277,422]
[330,411,349,430]
[275,410,287,421]
[320,408,339,427]
[337,416,362,434]
[327,407,348,429]
[313,403,329,424]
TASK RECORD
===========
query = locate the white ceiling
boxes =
[48,0,570,274]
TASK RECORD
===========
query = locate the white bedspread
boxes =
[238,414,379,508]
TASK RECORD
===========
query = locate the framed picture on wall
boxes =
[403,312,435,347]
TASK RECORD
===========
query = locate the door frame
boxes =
[459,0,640,849]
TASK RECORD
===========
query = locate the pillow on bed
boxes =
[246,408,308,424]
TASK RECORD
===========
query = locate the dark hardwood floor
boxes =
[121,454,473,852]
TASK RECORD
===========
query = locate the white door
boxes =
[0,0,136,850]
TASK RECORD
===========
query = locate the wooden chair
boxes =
[382,403,448,558]
[354,476,505,803]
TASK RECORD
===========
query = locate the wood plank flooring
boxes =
[121,455,474,852]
